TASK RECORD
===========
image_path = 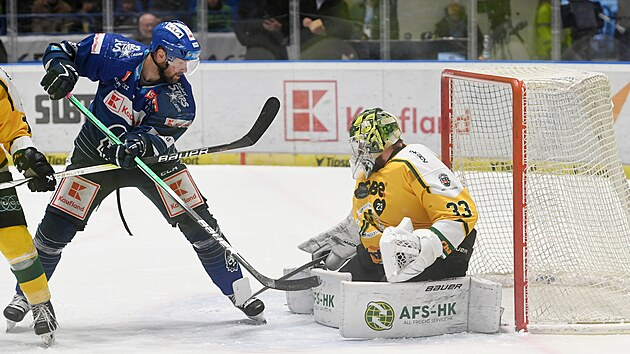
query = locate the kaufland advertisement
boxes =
[4,61,630,167]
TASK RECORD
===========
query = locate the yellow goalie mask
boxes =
[348,108,401,180]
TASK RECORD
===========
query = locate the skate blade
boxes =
[6,319,17,332]
[41,333,55,346]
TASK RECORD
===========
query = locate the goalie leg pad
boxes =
[339,276,501,338]
[310,268,352,328]
[284,267,315,314]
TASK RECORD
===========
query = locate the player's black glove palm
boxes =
[103,134,152,169]
[13,147,56,192]
[41,59,78,100]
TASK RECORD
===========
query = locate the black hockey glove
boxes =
[103,134,153,169]
[41,59,78,100]
[13,147,56,192]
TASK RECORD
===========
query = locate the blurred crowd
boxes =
[0,0,627,61]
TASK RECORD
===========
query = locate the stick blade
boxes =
[243,96,280,144]
[271,275,322,291]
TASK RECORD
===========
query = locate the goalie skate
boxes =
[230,295,266,324]
[4,294,29,332]
[31,300,58,346]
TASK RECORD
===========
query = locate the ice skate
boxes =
[31,300,58,346]
[230,295,266,324]
[4,294,30,332]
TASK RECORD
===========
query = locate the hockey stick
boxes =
[0,97,280,191]
[67,94,320,292]
[0,164,120,190]
[248,255,326,300]
[145,96,280,164]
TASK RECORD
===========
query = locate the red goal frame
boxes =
[440,69,529,332]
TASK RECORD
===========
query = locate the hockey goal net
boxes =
[441,66,630,333]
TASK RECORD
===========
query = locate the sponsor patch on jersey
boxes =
[354,184,369,199]
[104,90,136,125]
[165,22,185,38]
[157,169,204,218]
[50,176,100,220]
[164,117,192,128]
[112,39,142,59]
[91,33,105,54]
[438,173,451,187]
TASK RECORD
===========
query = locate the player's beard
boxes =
[156,60,181,84]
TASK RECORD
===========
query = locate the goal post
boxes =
[441,67,630,333]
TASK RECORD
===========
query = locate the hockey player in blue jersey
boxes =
[3,20,266,326]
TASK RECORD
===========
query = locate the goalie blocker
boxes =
[285,269,502,338]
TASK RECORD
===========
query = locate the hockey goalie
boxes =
[291,108,502,338]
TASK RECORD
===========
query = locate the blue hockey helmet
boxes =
[150,20,201,75]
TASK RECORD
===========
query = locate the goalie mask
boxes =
[348,108,401,179]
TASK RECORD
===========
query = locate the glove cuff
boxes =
[10,136,35,157]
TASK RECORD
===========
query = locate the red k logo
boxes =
[106,91,123,112]
[284,81,338,142]
[68,182,86,200]
[169,179,187,196]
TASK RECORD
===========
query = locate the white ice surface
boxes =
[1,165,629,353]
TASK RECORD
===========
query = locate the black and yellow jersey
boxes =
[351,144,478,264]
[0,67,33,169]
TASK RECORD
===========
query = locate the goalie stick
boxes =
[67,94,320,292]
[0,97,280,191]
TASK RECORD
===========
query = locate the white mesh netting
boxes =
[446,66,630,327]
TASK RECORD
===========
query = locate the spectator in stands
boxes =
[207,0,233,32]
[133,13,160,44]
[349,0,399,40]
[300,0,356,59]
[115,0,140,32]
[31,0,74,33]
[234,0,289,60]
[432,1,483,57]
[534,0,571,60]
[149,0,189,22]
[434,1,468,38]
[69,0,102,33]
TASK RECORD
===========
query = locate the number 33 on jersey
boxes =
[351,143,478,264]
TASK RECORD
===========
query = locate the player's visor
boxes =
[168,57,200,76]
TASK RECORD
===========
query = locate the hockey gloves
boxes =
[380,217,444,283]
[13,147,56,192]
[297,213,360,270]
[41,59,78,100]
[103,133,153,169]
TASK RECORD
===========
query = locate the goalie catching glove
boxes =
[41,59,78,100]
[380,217,444,283]
[297,213,360,270]
[102,133,154,169]
[13,147,56,192]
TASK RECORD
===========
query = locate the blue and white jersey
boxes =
[50,33,196,161]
